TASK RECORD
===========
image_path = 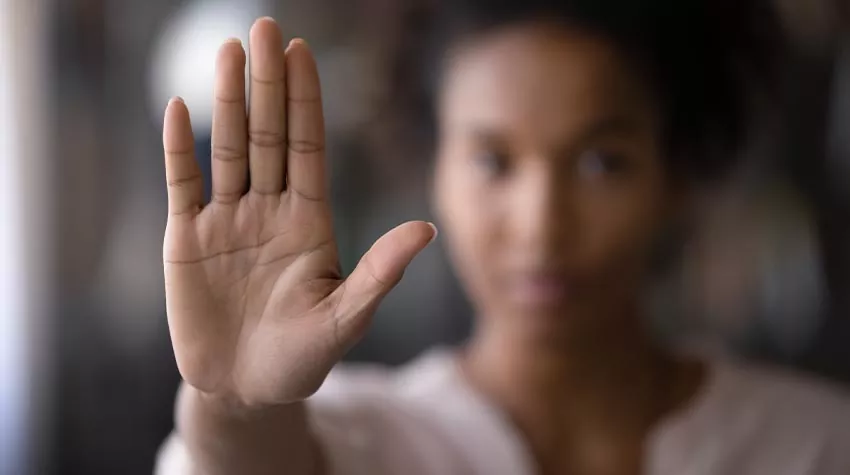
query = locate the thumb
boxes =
[330,220,437,343]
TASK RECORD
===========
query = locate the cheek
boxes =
[434,161,503,291]
[577,181,667,273]
[437,167,499,248]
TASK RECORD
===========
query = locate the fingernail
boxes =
[224,37,242,45]
[259,16,277,24]
[427,222,439,244]
[289,38,307,48]
[169,96,184,105]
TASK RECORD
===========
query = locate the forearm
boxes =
[175,383,323,475]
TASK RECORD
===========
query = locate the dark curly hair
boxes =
[380,0,784,182]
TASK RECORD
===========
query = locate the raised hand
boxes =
[162,18,435,408]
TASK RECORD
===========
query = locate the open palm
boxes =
[162,18,435,408]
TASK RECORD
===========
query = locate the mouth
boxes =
[504,272,578,310]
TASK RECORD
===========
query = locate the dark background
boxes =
[3,0,850,473]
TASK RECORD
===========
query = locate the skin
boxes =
[163,19,434,474]
[437,24,703,474]
[163,17,702,475]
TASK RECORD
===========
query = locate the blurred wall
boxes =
[27,0,850,474]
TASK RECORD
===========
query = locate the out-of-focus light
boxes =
[0,0,51,472]
[148,0,266,134]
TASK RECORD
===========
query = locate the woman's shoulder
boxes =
[706,357,850,424]
[654,356,850,474]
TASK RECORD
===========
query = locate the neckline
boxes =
[418,346,724,472]
[409,346,539,474]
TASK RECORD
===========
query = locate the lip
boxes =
[504,272,576,309]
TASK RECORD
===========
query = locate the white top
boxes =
[155,349,850,474]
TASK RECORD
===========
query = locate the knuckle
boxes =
[167,174,202,188]
[214,94,245,105]
[288,139,324,155]
[362,256,393,290]
[212,190,243,204]
[212,144,246,163]
[248,129,287,148]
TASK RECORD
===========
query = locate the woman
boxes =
[156,1,850,474]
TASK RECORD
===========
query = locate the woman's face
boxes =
[434,23,675,339]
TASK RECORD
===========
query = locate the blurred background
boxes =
[1,0,850,473]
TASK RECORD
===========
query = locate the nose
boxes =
[509,161,575,259]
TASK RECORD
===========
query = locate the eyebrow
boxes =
[466,115,644,153]
[469,129,512,149]
[577,115,643,143]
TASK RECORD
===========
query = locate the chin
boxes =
[505,304,591,339]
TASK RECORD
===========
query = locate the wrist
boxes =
[179,382,296,422]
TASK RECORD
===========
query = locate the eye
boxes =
[576,149,629,180]
[472,150,511,179]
